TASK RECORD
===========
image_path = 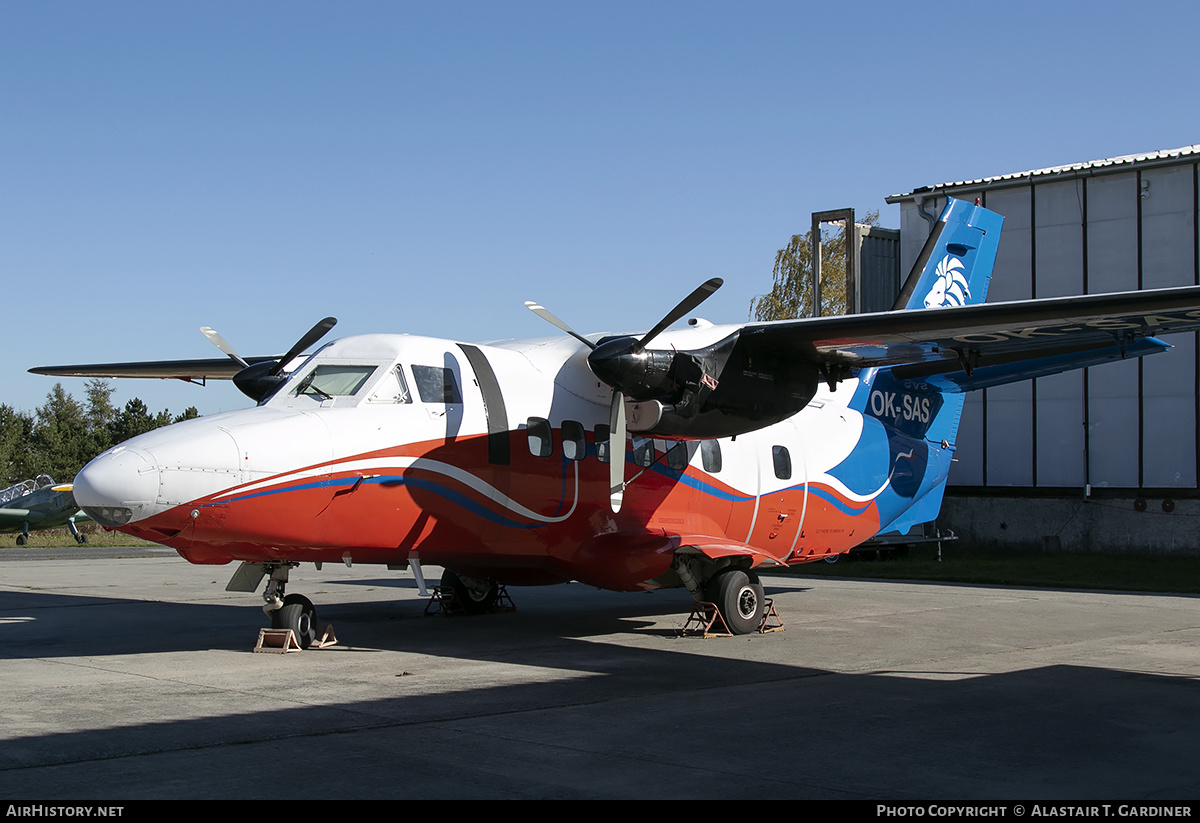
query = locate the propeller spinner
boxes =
[526,278,723,511]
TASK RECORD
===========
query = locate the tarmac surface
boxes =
[1,550,1199,800]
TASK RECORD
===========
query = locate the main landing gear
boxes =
[673,557,781,636]
[426,569,508,616]
[703,569,767,635]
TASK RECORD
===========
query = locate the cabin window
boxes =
[665,442,689,471]
[594,425,610,463]
[772,445,792,480]
[633,437,654,467]
[412,365,462,404]
[293,364,378,399]
[701,440,722,473]
[527,417,553,458]
[366,364,412,404]
[562,421,586,461]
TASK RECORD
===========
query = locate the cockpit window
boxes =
[412,365,462,404]
[366,364,412,404]
[293,365,378,399]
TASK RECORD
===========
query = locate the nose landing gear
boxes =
[227,560,333,651]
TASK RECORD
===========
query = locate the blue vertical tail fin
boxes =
[857,197,1004,447]
[894,197,1003,312]
[850,199,1003,534]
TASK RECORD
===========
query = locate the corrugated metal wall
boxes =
[896,163,1199,491]
[857,226,901,313]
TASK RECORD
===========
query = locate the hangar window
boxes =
[772,445,792,480]
[701,440,722,473]
[412,365,462,404]
[527,417,553,458]
[562,421,586,461]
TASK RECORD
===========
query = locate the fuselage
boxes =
[73,328,952,591]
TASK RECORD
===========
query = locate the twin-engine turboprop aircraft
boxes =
[32,199,1200,643]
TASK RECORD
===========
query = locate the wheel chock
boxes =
[493,585,515,613]
[678,598,785,638]
[424,585,457,616]
[678,601,732,638]
[254,628,302,653]
[310,622,338,648]
[424,585,515,616]
[758,598,784,633]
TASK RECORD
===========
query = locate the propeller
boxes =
[200,327,250,370]
[201,317,338,401]
[525,278,723,512]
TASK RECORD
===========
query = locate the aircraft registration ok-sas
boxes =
[32,199,1200,642]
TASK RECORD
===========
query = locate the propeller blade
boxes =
[609,390,626,513]
[524,301,596,350]
[632,277,723,353]
[200,326,250,370]
[268,317,338,377]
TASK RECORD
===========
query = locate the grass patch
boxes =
[777,543,1200,595]
[0,525,156,549]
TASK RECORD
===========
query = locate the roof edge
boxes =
[887,144,1200,203]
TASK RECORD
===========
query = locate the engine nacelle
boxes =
[591,331,821,440]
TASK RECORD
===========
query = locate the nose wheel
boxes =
[271,593,317,649]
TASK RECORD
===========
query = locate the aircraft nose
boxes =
[74,446,160,527]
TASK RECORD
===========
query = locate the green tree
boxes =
[0,404,35,486]
[750,210,879,321]
[85,378,117,455]
[111,398,159,446]
[30,384,93,483]
[6,383,201,485]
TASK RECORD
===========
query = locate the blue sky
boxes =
[4,0,1199,418]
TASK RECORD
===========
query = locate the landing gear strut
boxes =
[68,518,87,544]
[257,563,321,649]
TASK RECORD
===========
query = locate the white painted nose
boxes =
[73,416,243,526]
[73,445,160,527]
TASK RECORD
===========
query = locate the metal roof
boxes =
[887,143,1200,203]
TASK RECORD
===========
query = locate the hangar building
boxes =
[883,144,1200,553]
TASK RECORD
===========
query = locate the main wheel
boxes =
[440,570,498,615]
[272,593,317,649]
[15,534,26,546]
[705,569,765,635]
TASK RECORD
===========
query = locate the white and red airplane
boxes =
[33,199,1200,644]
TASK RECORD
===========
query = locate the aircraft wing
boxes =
[675,536,789,567]
[28,356,280,382]
[738,284,1200,389]
[0,508,33,522]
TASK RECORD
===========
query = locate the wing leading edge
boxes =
[28,356,280,383]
